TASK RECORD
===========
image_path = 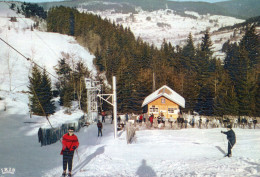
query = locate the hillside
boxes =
[38,0,260,19]
[215,0,260,19]
[0,2,96,93]
[84,8,244,59]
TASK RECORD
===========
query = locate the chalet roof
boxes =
[142,85,185,108]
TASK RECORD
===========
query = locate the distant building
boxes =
[142,85,185,119]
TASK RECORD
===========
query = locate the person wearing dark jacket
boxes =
[38,127,43,146]
[253,118,257,129]
[97,120,103,137]
[60,127,79,177]
[221,124,236,157]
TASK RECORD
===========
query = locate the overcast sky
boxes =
[3,0,230,3]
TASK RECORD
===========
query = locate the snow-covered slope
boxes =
[0,2,96,93]
[1,93,260,177]
[82,8,244,59]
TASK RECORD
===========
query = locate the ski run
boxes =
[0,2,260,177]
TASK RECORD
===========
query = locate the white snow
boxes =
[0,2,98,128]
[0,2,96,93]
[1,3,259,177]
[1,89,260,177]
[80,8,245,59]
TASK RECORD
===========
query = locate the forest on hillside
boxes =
[44,6,259,117]
[38,0,260,19]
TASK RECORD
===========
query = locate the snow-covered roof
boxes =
[142,85,185,108]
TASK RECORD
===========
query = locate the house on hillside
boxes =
[142,85,185,119]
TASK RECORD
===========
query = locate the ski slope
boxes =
[46,124,260,177]
[0,2,96,93]
[1,98,260,177]
[0,3,260,177]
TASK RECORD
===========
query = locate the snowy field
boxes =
[46,125,260,177]
[1,3,260,177]
[0,92,260,177]
[1,97,260,177]
[83,9,245,59]
[1,92,260,177]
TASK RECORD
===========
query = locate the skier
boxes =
[205,118,209,128]
[191,116,195,128]
[221,124,236,157]
[253,118,257,129]
[101,110,106,123]
[199,117,202,129]
[233,118,238,128]
[149,114,153,127]
[38,127,43,147]
[60,127,79,177]
[97,120,103,137]
[248,117,253,129]
[184,118,188,128]
[125,113,129,122]
[162,114,166,127]
[139,114,143,124]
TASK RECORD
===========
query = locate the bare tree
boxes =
[5,46,18,91]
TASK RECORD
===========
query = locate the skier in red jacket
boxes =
[149,114,154,127]
[60,127,79,177]
[97,120,103,137]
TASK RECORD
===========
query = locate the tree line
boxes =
[10,2,47,19]
[28,56,90,116]
[30,6,259,117]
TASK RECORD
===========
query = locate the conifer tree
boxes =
[235,46,252,116]
[55,58,72,107]
[62,83,73,112]
[182,33,196,70]
[240,25,260,68]
[39,69,56,115]
[213,70,239,116]
[28,65,42,115]
[200,29,213,60]
[195,30,214,115]
[116,57,132,112]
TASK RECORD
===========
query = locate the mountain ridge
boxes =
[38,0,260,19]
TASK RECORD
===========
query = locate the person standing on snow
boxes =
[253,118,257,129]
[149,114,154,127]
[199,117,202,129]
[191,116,195,128]
[60,127,79,177]
[221,124,236,157]
[125,113,129,122]
[101,110,106,123]
[139,114,143,124]
[97,120,103,137]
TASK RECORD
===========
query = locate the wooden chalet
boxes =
[142,85,185,119]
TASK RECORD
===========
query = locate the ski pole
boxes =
[76,148,80,162]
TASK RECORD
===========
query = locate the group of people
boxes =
[59,111,250,175]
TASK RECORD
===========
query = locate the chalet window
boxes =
[161,98,165,104]
[150,106,159,113]
[168,108,177,114]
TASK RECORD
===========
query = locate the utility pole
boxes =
[97,76,118,138]
[112,76,117,138]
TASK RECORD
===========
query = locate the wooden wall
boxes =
[147,96,180,119]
